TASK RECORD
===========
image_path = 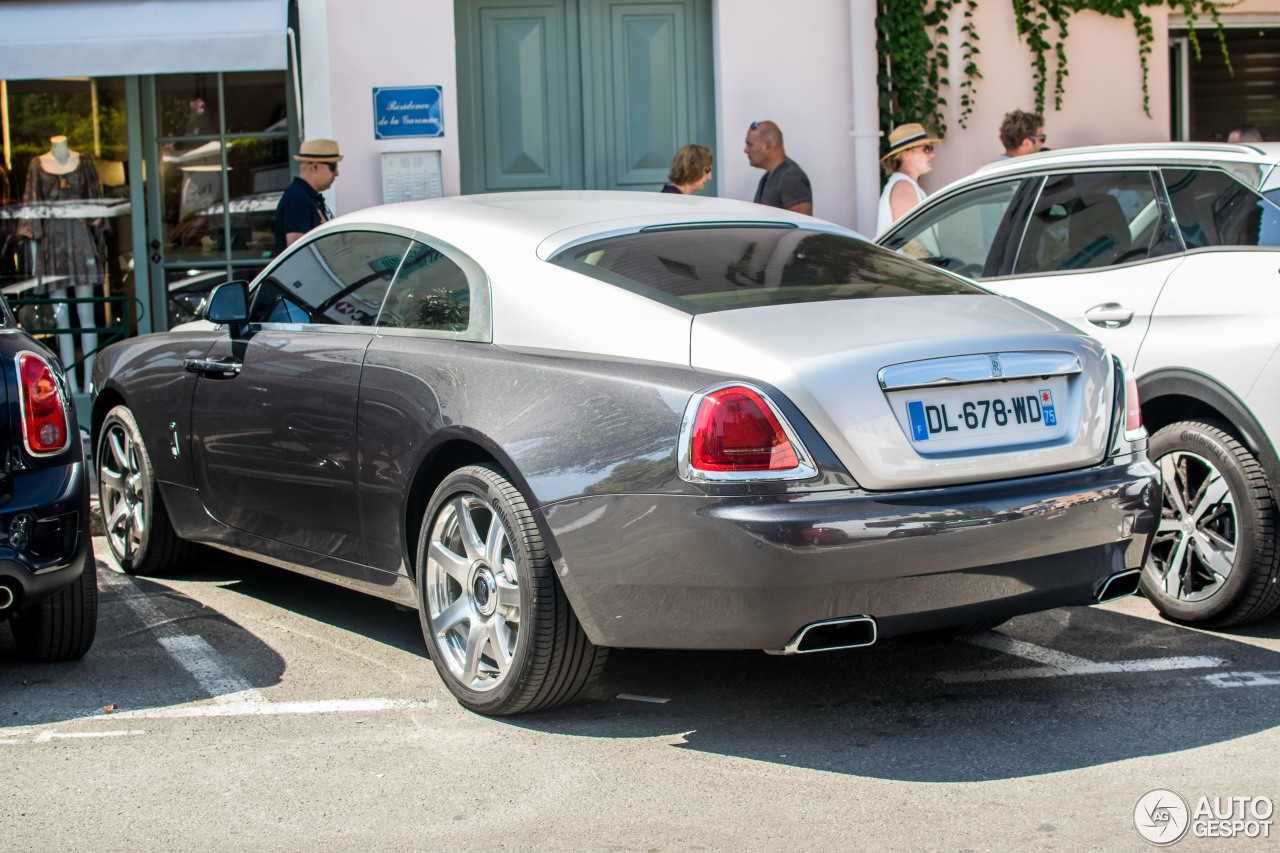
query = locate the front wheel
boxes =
[1140,420,1280,626]
[416,464,607,715]
[97,405,193,576]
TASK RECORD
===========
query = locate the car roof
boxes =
[314,191,854,260]
[968,141,1280,182]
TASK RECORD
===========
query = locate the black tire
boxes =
[1140,420,1280,627]
[11,540,98,661]
[97,405,193,576]
[415,464,607,715]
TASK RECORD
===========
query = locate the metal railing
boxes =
[8,293,145,375]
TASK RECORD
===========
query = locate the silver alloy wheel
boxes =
[425,493,521,692]
[98,420,146,563]
[1148,449,1237,602]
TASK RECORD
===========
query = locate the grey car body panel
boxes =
[88,191,1160,652]
[541,455,1158,649]
[690,294,1116,490]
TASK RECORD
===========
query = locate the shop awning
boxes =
[0,0,287,80]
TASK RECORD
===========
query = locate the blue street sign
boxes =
[372,86,443,139]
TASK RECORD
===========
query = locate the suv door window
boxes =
[1162,168,1280,248]
[1013,171,1180,274]
[249,230,411,325]
[880,179,1021,279]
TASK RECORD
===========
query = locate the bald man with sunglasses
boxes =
[744,120,812,216]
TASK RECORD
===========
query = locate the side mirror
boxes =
[204,281,249,336]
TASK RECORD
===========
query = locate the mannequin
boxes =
[18,135,102,393]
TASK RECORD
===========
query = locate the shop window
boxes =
[0,76,137,393]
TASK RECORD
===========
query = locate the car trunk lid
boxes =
[689,293,1115,491]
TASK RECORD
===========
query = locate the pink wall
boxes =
[924,5,1172,194]
[311,0,461,216]
[712,0,858,228]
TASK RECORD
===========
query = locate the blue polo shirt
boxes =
[274,176,330,253]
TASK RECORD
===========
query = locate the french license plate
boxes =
[906,387,1059,444]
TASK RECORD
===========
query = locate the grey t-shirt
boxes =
[753,158,812,210]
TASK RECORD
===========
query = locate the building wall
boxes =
[301,0,461,216]
[302,0,1280,228]
[925,5,1173,195]
[712,0,858,229]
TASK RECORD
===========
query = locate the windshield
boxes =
[549,225,984,314]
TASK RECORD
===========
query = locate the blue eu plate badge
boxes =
[907,401,929,441]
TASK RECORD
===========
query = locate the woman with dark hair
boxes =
[662,144,714,194]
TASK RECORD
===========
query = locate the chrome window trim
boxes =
[878,351,1082,391]
[676,382,819,483]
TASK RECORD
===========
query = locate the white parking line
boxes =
[939,633,1228,683]
[95,698,435,720]
[1204,671,1280,689]
[33,730,146,742]
[108,570,268,706]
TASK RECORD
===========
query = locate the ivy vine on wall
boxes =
[876,0,1229,145]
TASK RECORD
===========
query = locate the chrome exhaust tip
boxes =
[0,584,14,611]
[1096,569,1141,603]
[781,616,877,655]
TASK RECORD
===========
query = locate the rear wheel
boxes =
[11,540,98,662]
[416,464,607,715]
[97,405,193,576]
[1140,420,1280,626]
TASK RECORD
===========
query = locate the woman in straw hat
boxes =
[875,123,940,236]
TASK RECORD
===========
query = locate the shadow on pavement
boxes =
[503,606,1280,783]
[0,554,288,729]
[170,549,427,659]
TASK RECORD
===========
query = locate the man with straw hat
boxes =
[274,138,343,252]
[875,123,940,237]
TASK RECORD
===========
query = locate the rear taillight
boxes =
[680,384,816,481]
[18,352,69,455]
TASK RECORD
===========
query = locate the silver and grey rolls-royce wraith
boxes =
[90,191,1159,715]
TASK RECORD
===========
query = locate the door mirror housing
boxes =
[204,281,249,335]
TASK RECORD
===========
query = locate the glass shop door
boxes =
[141,70,296,331]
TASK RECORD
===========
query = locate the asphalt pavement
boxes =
[2,539,1278,851]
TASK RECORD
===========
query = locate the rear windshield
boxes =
[548,225,983,313]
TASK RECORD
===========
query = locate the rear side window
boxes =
[377,240,472,332]
[1163,168,1280,248]
[550,226,982,313]
[250,230,410,325]
[1013,171,1180,275]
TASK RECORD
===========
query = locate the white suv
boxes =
[879,142,1280,627]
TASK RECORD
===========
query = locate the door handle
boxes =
[1084,302,1134,329]
[183,357,242,377]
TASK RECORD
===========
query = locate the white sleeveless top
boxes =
[875,172,927,237]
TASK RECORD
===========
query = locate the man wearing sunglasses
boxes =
[999,110,1046,160]
[275,138,343,252]
[744,120,813,216]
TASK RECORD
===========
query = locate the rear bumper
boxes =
[0,462,92,612]
[539,456,1159,650]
